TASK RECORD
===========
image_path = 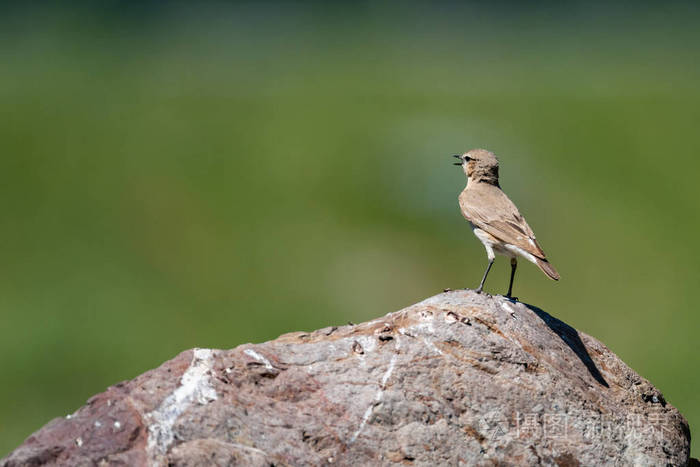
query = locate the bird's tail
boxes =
[536,258,560,281]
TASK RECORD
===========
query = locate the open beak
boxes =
[453,154,463,166]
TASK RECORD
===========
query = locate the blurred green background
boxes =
[1,1,699,457]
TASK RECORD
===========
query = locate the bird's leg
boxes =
[476,258,494,294]
[506,257,517,298]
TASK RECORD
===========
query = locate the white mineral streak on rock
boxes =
[351,337,401,443]
[244,348,274,370]
[501,301,516,316]
[352,335,377,356]
[421,337,444,355]
[146,348,218,459]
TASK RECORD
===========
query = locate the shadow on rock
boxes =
[521,301,609,388]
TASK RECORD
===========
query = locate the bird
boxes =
[453,149,559,298]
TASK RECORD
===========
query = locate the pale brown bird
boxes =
[454,149,559,297]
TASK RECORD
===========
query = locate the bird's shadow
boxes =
[512,299,609,388]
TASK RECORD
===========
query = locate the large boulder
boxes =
[2,290,691,466]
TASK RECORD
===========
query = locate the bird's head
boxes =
[453,149,500,185]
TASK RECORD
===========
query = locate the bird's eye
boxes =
[464,156,472,161]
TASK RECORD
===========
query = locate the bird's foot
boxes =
[504,294,519,302]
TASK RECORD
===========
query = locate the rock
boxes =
[1,290,692,466]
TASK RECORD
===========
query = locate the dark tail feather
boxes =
[536,258,560,281]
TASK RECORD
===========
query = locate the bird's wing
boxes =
[459,186,547,259]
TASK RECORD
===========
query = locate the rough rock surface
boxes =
[2,290,692,466]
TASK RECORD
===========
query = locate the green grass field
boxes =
[1,3,699,457]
